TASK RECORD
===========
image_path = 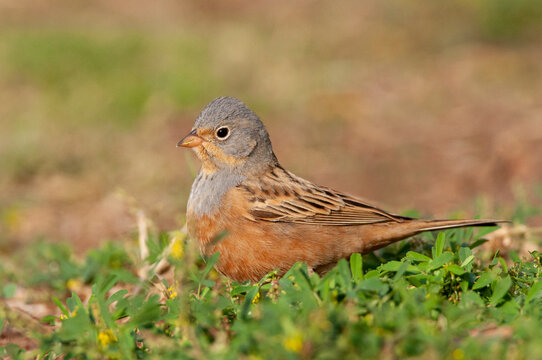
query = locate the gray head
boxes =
[178,97,278,175]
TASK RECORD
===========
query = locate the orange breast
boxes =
[187,187,370,282]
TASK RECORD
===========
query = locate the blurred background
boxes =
[1,0,541,251]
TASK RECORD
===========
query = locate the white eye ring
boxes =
[215,126,231,140]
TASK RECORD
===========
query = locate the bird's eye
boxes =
[216,126,230,140]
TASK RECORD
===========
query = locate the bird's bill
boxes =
[177,129,203,148]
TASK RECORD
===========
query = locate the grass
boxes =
[1,217,541,359]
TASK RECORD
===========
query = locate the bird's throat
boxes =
[187,170,246,216]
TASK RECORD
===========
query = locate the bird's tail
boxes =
[359,218,507,253]
[416,219,506,232]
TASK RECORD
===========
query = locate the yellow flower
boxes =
[167,286,178,299]
[59,308,78,320]
[452,349,465,360]
[331,290,339,304]
[98,329,118,348]
[66,278,82,291]
[170,232,185,259]
[252,291,261,304]
[283,332,303,353]
[208,269,219,280]
[2,207,21,231]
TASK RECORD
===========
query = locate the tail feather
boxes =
[417,219,508,232]
[358,218,508,254]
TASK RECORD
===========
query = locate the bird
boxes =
[177,96,504,283]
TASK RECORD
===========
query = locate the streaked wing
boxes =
[239,166,412,226]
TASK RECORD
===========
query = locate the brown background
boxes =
[1,0,541,251]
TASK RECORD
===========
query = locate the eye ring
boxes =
[215,126,231,140]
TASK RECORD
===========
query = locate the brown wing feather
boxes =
[240,166,411,226]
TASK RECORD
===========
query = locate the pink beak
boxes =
[177,129,202,148]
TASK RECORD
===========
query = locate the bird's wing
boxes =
[239,166,412,226]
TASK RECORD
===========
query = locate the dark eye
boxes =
[216,127,230,139]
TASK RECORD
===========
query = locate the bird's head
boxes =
[178,97,278,175]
